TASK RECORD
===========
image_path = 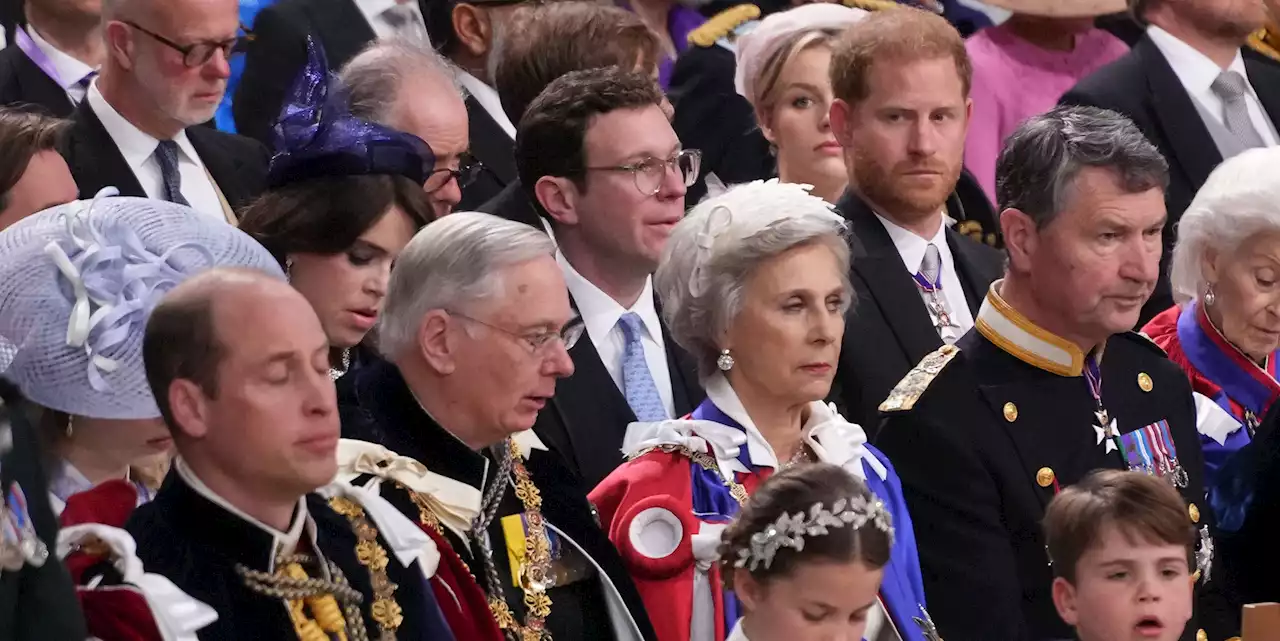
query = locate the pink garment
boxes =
[964,24,1129,204]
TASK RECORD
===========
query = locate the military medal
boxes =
[1119,420,1189,488]
[1196,526,1214,583]
[911,270,960,343]
[0,481,47,572]
[912,604,943,641]
[1244,409,1259,439]
[1085,356,1120,454]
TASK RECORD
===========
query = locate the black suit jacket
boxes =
[234,0,378,146]
[340,360,659,641]
[832,189,1004,434]
[61,99,269,212]
[1061,35,1280,323]
[458,95,515,211]
[477,178,543,231]
[0,44,72,117]
[535,292,705,490]
[875,330,1219,641]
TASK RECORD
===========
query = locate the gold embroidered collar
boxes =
[974,280,1088,377]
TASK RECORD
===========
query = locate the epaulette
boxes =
[1123,331,1168,357]
[1249,24,1280,62]
[879,344,960,413]
[843,0,903,11]
[688,4,761,48]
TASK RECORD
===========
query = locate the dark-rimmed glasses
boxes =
[585,149,701,196]
[122,20,247,68]
[425,156,484,193]
[449,311,584,355]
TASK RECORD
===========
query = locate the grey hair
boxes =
[338,38,465,126]
[655,181,853,379]
[378,212,556,359]
[1170,147,1280,304]
[996,105,1168,229]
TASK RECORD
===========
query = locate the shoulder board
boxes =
[879,344,960,413]
[1123,331,1168,356]
[843,0,903,10]
[1249,26,1280,62]
[689,4,761,48]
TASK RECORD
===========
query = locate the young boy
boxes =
[1044,469,1197,641]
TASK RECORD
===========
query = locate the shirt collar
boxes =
[174,457,310,557]
[1147,25,1249,96]
[557,251,661,344]
[457,70,515,140]
[974,279,1087,376]
[87,80,201,170]
[25,26,95,89]
[873,212,950,274]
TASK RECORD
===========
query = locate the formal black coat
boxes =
[534,293,704,490]
[0,44,72,117]
[60,99,268,212]
[234,0,380,146]
[125,468,455,640]
[875,327,1221,641]
[340,359,659,641]
[831,189,1004,434]
[458,97,515,211]
[0,392,87,641]
[1060,35,1280,324]
[477,178,544,231]
[669,41,774,206]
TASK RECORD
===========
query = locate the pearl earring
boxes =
[285,257,294,283]
[717,348,735,371]
[1204,284,1216,307]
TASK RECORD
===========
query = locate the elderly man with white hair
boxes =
[338,211,658,641]
[590,179,929,641]
[1143,146,1280,490]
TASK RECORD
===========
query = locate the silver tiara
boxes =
[733,495,894,572]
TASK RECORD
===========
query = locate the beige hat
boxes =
[978,0,1127,17]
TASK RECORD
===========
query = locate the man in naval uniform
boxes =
[134,268,455,641]
[876,105,1228,641]
[339,212,657,641]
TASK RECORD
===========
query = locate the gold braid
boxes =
[1250,24,1280,62]
[237,554,370,641]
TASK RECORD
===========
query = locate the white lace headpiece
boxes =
[732,495,894,572]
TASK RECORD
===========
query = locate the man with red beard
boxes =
[826,6,1003,431]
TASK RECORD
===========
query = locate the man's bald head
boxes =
[143,267,297,430]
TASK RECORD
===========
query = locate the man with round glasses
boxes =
[61,0,268,221]
[338,211,657,641]
[515,67,706,489]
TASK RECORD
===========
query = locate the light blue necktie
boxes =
[618,312,667,422]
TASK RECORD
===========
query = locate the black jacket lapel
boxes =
[1245,54,1280,130]
[466,96,516,185]
[63,100,145,198]
[12,47,74,117]
[1136,36,1222,192]
[947,227,1003,315]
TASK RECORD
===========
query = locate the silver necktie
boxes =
[1210,70,1267,150]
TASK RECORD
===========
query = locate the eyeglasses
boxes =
[424,156,484,193]
[449,311,584,355]
[585,149,702,196]
[122,20,247,68]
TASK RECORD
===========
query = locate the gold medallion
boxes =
[1036,467,1055,488]
[1003,402,1018,422]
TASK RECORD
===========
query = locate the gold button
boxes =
[1189,503,1200,523]
[1138,372,1153,392]
[1192,569,1201,583]
[1003,402,1018,422]
[1197,629,1207,641]
[1036,467,1055,488]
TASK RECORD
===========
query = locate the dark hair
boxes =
[719,462,892,588]
[143,289,223,431]
[0,108,68,212]
[236,174,433,266]
[996,105,1168,229]
[829,7,971,105]
[1043,469,1197,584]
[494,1,660,124]
[515,67,665,218]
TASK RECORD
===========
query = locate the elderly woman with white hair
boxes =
[590,180,930,641]
[1142,146,1280,490]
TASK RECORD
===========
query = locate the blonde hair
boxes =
[751,29,839,125]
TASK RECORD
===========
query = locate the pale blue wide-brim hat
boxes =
[0,190,285,420]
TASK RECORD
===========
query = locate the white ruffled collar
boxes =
[621,373,887,482]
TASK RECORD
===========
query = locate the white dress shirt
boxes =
[86,82,226,219]
[26,26,96,104]
[558,252,676,420]
[1147,25,1279,146]
[459,70,516,140]
[875,213,976,337]
[354,0,429,41]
